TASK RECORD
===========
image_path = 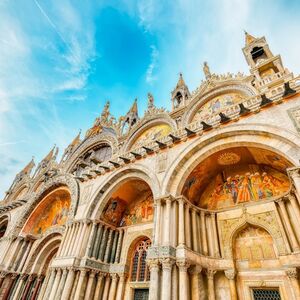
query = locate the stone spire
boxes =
[70,130,81,147]
[121,99,139,133]
[171,73,191,110]
[21,157,35,175]
[244,30,256,45]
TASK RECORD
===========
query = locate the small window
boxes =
[130,239,151,282]
[134,289,149,300]
[252,288,281,300]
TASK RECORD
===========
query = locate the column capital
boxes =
[118,273,128,282]
[111,273,118,281]
[286,268,298,279]
[147,259,160,271]
[224,269,236,280]
[10,273,19,280]
[160,258,175,270]
[189,265,202,275]
[89,270,97,277]
[206,269,217,279]
[176,259,190,271]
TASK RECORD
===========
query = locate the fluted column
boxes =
[190,266,202,300]
[286,268,300,300]
[201,211,208,255]
[191,209,198,252]
[85,222,97,258]
[61,268,76,300]
[102,274,111,300]
[115,229,124,263]
[108,274,118,300]
[277,200,300,251]
[148,259,160,300]
[178,198,185,246]
[84,270,97,300]
[104,229,114,262]
[207,269,216,300]
[115,274,126,300]
[225,270,237,300]
[74,269,88,300]
[161,258,174,300]
[93,273,105,300]
[164,198,172,246]
[177,260,190,300]
[154,198,162,246]
[49,268,62,300]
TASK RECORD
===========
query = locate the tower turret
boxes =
[171,73,191,110]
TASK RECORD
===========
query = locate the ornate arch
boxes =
[123,114,177,151]
[87,165,161,219]
[12,174,79,235]
[183,81,257,125]
[23,231,62,274]
[162,124,299,196]
[64,133,118,172]
[219,208,289,259]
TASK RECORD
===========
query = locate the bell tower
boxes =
[242,31,293,92]
[171,73,191,110]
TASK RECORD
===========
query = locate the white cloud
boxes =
[146,45,159,83]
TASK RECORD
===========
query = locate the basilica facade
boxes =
[1,33,300,300]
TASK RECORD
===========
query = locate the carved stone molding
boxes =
[176,259,190,272]
[286,268,298,279]
[206,269,217,279]
[224,269,236,280]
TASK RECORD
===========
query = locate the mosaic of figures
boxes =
[101,194,153,227]
[192,92,244,121]
[201,167,289,210]
[23,189,70,235]
[131,124,172,149]
[235,226,276,268]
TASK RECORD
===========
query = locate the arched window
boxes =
[130,239,151,282]
[0,217,8,239]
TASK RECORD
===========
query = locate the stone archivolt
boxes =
[1,32,300,300]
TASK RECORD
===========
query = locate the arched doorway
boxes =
[0,216,8,239]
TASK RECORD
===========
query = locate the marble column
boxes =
[61,268,76,300]
[277,200,300,251]
[185,204,192,248]
[56,268,68,298]
[13,239,27,271]
[4,274,18,300]
[177,260,190,300]
[37,272,50,300]
[12,274,28,300]
[201,211,208,255]
[178,198,185,246]
[64,223,76,256]
[21,275,35,300]
[164,198,172,246]
[206,269,216,300]
[99,227,109,261]
[115,229,124,263]
[31,275,44,300]
[191,209,199,252]
[84,270,97,300]
[102,275,111,300]
[49,268,62,300]
[108,274,118,300]
[110,231,119,263]
[190,266,202,300]
[71,222,81,256]
[286,268,300,300]
[154,198,162,246]
[148,259,160,300]
[93,273,105,300]
[104,229,114,262]
[17,240,32,273]
[74,270,88,300]
[211,213,220,257]
[85,222,97,258]
[171,265,178,300]
[75,221,85,256]
[288,195,300,237]
[289,169,300,202]
[93,224,104,259]
[161,258,174,300]
[225,270,238,300]
[115,274,126,300]
[42,269,56,300]
[58,224,70,256]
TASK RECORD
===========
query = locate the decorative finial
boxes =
[147,92,154,109]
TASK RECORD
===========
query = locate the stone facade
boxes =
[1,33,300,300]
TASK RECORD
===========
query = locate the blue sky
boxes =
[1,0,300,197]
